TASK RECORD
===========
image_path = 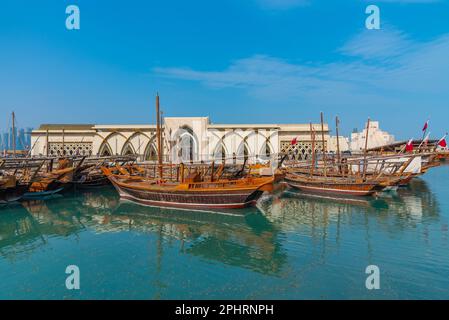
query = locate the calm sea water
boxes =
[1,165,449,300]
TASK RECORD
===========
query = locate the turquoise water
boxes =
[1,165,449,300]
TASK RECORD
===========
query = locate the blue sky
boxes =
[0,0,448,139]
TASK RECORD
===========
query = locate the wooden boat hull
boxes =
[285,175,381,196]
[22,187,64,200]
[107,175,269,210]
[73,175,110,188]
[397,174,417,187]
[0,185,28,204]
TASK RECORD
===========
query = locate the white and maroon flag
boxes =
[405,138,414,152]
[291,137,297,146]
[437,134,447,148]
[418,132,431,150]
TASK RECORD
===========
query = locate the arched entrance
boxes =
[171,126,199,163]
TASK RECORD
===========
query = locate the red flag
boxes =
[405,138,414,152]
[438,134,447,148]
[291,137,297,145]
[422,120,429,132]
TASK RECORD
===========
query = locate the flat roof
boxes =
[208,123,328,130]
[38,124,95,130]
[93,124,156,129]
[33,121,329,132]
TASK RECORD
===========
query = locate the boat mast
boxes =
[160,110,164,164]
[12,111,16,157]
[62,128,65,156]
[362,118,370,180]
[156,93,163,179]
[46,129,49,157]
[335,116,341,172]
[320,112,327,177]
[309,122,316,177]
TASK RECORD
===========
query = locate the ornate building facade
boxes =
[30,117,330,163]
[350,121,395,152]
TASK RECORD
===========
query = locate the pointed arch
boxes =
[236,138,251,162]
[121,131,152,156]
[259,139,274,159]
[98,142,113,157]
[213,141,228,162]
[171,125,199,163]
[144,140,158,161]
[121,142,136,156]
[97,131,128,156]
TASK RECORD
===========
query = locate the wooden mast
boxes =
[309,122,316,177]
[46,130,49,157]
[335,116,341,173]
[362,118,371,180]
[62,129,65,156]
[160,110,164,164]
[320,112,327,177]
[156,93,163,179]
[12,112,16,157]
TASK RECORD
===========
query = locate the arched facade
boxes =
[170,125,199,163]
[30,118,331,163]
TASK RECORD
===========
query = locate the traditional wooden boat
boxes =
[22,187,65,199]
[73,172,110,187]
[0,175,28,204]
[0,175,15,189]
[283,116,402,196]
[101,94,275,210]
[102,167,274,209]
[24,159,76,197]
[284,172,385,196]
[69,156,136,188]
[285,162,416,189]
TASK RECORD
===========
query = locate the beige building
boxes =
[30,117,329,163]
[350,121,395,151]
[328,136,350,153]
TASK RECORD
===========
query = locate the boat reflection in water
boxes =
[0,174,446,299]
[0,179,440,262]
[1,187,286,277]
[260,177,440,236]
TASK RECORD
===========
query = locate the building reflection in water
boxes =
[0,187,286,276]
[262,178,440,229]
[0,178,443,281]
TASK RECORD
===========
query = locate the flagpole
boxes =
[422,119,429,141]
[320,112,327,178]
[362,118,370,180]
[309,122,315,178]
[418,132,430,151]
[335,116,341,173]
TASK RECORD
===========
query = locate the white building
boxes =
[350,121,395,152]
[30,117,330,163]
[328,136,350,153]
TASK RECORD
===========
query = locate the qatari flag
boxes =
[291,137,297,146]
[422,120,429,132]
[405,138,414,152]
[438,134,447,148]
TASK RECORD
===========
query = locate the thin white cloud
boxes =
[338,28,416,61]
[153,29,449,109]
